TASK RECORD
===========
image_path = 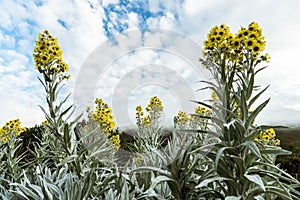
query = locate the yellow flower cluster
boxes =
[133,156,144,164]
[195,106,212,115]
[174,106,212,129]
[33,30,69,74]
[136,105,151,127]
[204,23,233,50]
[91,98,120,149]
[191,106,212,125]
[136,96,164,128]
[109,135,121,149]
[146,96,164,114]
[176,111,190,124]
[203,22,270,63]
[255,128,280,146]
[0,119,27,143]
[93,98,116,134]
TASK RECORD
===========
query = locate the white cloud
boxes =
[127,12,139,29]
[0,30,16,48]
[0,50,28,73]
[101,0,120,7]
[183,0,218,16]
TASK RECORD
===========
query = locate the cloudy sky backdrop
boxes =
[1,0,300,128]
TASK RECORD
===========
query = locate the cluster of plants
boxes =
[0,23,300,199]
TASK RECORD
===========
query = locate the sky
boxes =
[1,0,300,129]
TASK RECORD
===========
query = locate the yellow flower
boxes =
[146,96,163,113]
[136,105,143,112]
[0,129,4,137]
[266,128,276,138]
[231,37,241,50]
[206,109,212,115]
[109,135,121,149]
[274,139,280,146]
[1,136,8,143]
[245,38,255,49]
[195,106,206,115]
[143,116,151,126]
[262,53,271,62]
[133,156,143,164]
[204,21,268,64]
[252,44,263,54]
[248,22,262,35]
[262,134,270,142]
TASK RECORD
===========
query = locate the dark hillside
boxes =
[275,128,300,148]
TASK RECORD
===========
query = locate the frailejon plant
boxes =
[32,30,84,173]
[196,22,300,199]
[92,98,120,149]
[8,30,121,199]
[0,119,27,197]
[132,96,165,154]
[132,102,216,199]
[79,98,120,161]
[131,22,300,200]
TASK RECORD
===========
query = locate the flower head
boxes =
[33,30,68,75]
[274,139,280,146]
[256,128,280,146]
[265,128,276,138]
[146,96,163,114]
[0,119,26,143]
[109,134,121,149]
[176,111,190,124]
[195,106,206,115]
[204,23,233,50]
[93,98,116,134]
[202,22,268,64]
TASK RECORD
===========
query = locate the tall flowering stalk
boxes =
[92,98,120,149]
[33,30,81,171]
[133,96,164,153]
[197,22,300,199]
[135,96,163,133]
[0,119,27,194]
[146,96,163,129]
